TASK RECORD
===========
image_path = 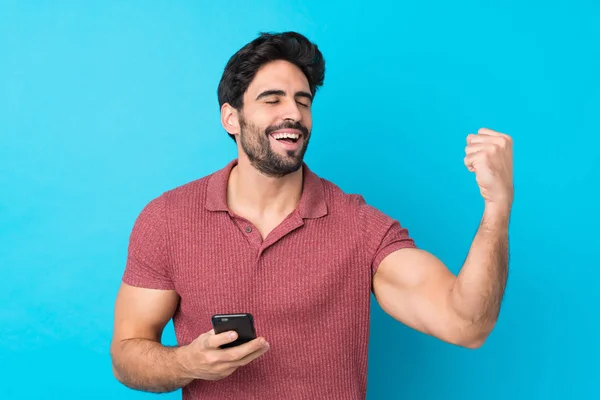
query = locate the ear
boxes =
[221,103,240,135]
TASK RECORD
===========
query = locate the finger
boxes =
[220,337,269,362]
[465,143,494,155]
[204,330,239,349]
[230,343,270,367]
[467,133,501,144]
[478,127,504,136]
[464,151,484,172]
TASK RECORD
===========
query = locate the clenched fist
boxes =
[465,128,514,212]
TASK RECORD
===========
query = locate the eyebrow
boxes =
[255,89,313,102]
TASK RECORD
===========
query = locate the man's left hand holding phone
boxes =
[176,313,269,381]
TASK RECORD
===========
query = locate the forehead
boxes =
[246,60,310,95]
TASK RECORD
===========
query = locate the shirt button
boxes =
[245,226,252,233]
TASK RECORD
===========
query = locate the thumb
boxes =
[203,329,238,349]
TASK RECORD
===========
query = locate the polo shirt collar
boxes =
[205,159,327,219]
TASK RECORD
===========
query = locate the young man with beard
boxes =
[110,31,514,399]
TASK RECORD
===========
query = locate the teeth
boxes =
[272,132,300,140]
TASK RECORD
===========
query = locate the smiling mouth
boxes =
[270,132,301,144]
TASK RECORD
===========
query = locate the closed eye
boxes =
[264,99,310,107]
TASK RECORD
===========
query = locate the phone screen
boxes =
[211,313,257,349]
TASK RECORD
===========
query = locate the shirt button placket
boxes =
[244,225,261,249]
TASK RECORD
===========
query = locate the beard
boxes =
[238,114,310,178]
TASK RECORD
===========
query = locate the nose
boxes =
[281,98,302,122]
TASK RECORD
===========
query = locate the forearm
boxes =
[450,205,510,339]
[111,338,193,393]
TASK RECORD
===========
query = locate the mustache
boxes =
[265,121,309,137]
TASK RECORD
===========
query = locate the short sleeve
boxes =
[356,196,417,277]
[122,195,175,290]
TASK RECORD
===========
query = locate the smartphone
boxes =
[211,313,257,349]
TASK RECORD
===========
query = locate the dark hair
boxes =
[217,31,326,142]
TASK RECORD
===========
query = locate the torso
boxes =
[122,160,416,400]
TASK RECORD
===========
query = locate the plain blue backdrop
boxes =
[1,1,598,399]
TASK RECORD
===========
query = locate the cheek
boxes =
[241,110,269,131]
[254,109,279,127]
[303,110,313,129]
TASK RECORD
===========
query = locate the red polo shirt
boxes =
[122,159,416,399]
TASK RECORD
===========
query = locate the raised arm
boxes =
[373,207,509,348]
[373,127,513,348]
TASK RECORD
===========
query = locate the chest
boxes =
[170,215,371,329]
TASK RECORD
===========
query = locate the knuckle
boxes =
[201,338,209,349]
[224,351,239,362]
[200,335,211,349]
[497,135,511,147]
[203,354,219,366]
[215,363,230,374]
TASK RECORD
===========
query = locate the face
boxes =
[225,60,313,178]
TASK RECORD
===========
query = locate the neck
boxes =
[227,156,304,219]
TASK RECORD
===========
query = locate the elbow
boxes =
[445,299,500,349]
[111,357,134,389]
[109,341,126,384]
[112,364,124,383]
[450,320,497,349]
[458,335,487,349]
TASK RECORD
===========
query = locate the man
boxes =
[110,31,513,399]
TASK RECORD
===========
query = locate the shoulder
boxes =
[317,175,383,220]
[316,174,416,258]
[162,174,211,204]
[134,168,220,222]
[318,176,366,210]
[313,171,411,239]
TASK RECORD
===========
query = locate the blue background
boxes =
[1,1,598,399]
